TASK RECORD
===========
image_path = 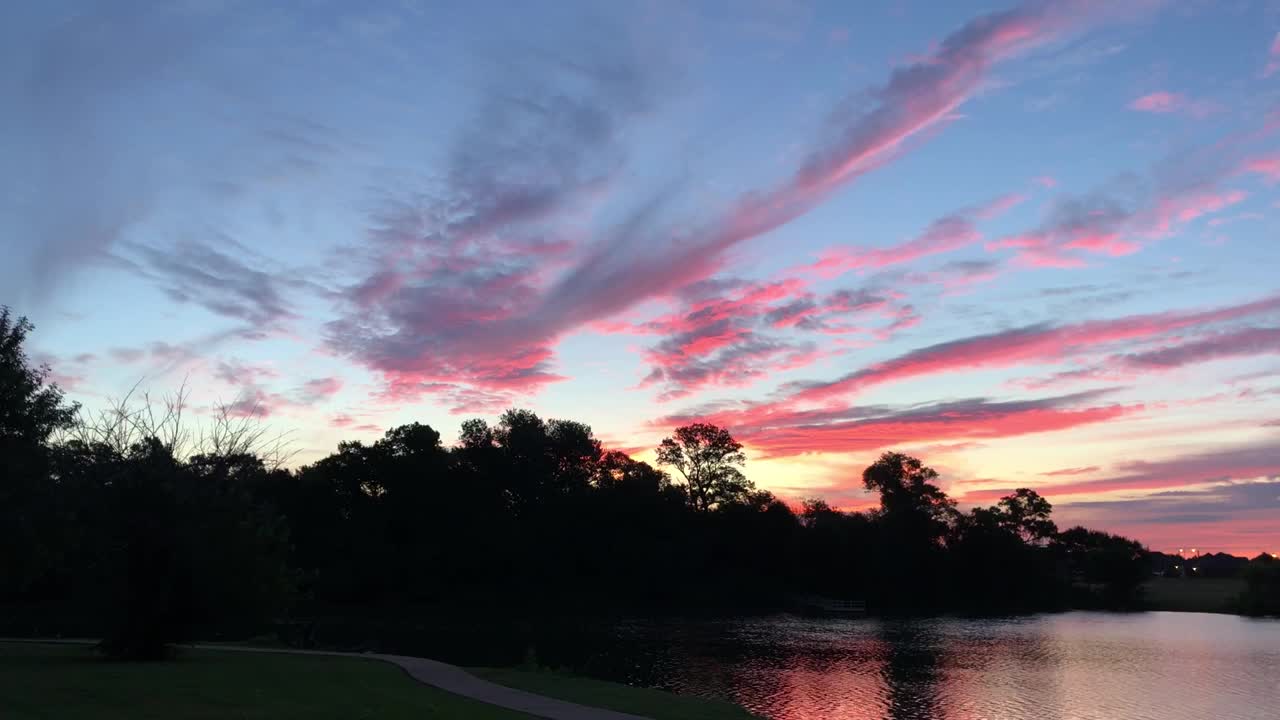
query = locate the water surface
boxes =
[587,612,1279,720]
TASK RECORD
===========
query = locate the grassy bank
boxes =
[1142,576,1246,614]
[475,668,761,720]
[0,642,761,720]
[0,642,530,720]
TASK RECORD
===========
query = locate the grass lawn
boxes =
[1143,576,1246,613]
[474,668,762,720]
[0,642,532,720]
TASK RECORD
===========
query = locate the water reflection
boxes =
[879,623,943,720]
[584,612,1280,720]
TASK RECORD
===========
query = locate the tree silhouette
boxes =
[656,423,752,512]
[2,306,1172,656]
[861,452,959,608]
[862,452,957,532]
[1056,526,1148,608]
[0,309,78,444]
[996,488,1058,544]
[0,308,78,600]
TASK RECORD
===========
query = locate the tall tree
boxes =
[862,451,956,532]
[0,308,78,599]
[861,452,957,609]
[0,308,78,446]
[996,488,1057,544]
[655,423,752,512]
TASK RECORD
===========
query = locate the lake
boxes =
[581,612,1280,720]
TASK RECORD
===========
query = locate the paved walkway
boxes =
[2,638,652,720]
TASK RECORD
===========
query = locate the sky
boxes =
[3,0,1279,556]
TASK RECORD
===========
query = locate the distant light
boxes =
[1192,567,1198,572]
[1273,554,1278,559]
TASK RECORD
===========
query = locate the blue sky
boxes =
[4,0,1279,554]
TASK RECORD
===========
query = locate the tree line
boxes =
[2,308,1275,660]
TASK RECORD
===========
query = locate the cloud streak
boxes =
[614,278,916,400]
[801,193,1023,277]
[333,0,1114,408]
[987,128,1271,267]
[662,390,1136,459]
[1017,325,1280,388]
[779,292,1280,407]
[963,442,1280,503]
[1128,91,1219,117]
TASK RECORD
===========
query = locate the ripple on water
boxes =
[594,612,1280,720]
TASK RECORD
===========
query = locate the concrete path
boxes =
[2,638,652,720]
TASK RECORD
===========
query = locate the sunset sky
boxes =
[5,0,1278,555]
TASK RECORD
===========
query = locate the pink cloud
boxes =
[990,178,1249,267]
[741,400,1136,459]
[1061,232,1141,256]
[1129,91,1183,113]
[1041,465,1100,476]
[641,340,824,402]
[1016,326,1280,389]
[1243,153,1280,182]
[625,280,892,400]
[802,193,1022,277]
[593,275,925,400]
[214,359,279,386]
[334,0,1118,409]
[222,376,346,419]
[373,347,568,408]
[1128,91,1220,117]
[661,392,1138,460]
[297,377,343,403]
[1265,32,1280,77]
[225,388,273,418]
[1123,326,1280,368]
[660,292,1280,433]
[904,259,1004,293]
[422,385,521,416]
[787,295,1280,406]
[1146,189,1248,234]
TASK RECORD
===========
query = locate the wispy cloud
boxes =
[126,240,307,329]
[964,442,1280,502]
[1243,153,1280,182]
[603,278,916,400]
[781,292,1280,407]
[800,193,1023,277]
[224,376,344,418]
[332,0,1120,409]
[1128,91,1220,117]
[988,133,1262,266]
[1041,465,1100,476]
[656,292,1280,444]
[1016,325,1280,388]
[662,390,1136,459]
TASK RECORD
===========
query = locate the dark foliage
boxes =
[1,309,1160,659]
[1239,554,1280,616]
[1,308,79,599]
